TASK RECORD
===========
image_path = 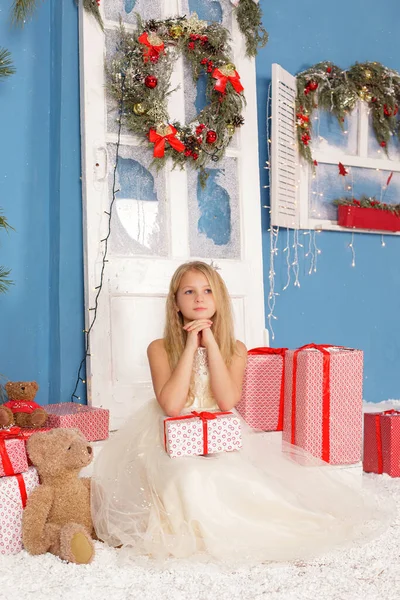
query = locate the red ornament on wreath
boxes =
[145,75,158,89]
[301,133,311,146]
[308,80,318,91]
[384,104,399,117]
[206,130,217,144]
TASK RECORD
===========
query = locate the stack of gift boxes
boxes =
[0,403,109,555]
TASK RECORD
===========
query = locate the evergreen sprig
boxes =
[0,212,14,294]
[82,0,104,31]
[11,0,38,25]
[296,61,400,165]
[0,48,15,80]
[235,0,268,58]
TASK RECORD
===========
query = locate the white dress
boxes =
[91,348,392,564]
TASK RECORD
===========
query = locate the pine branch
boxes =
[11,0,39,26]
[0,48,15,80]
[235,0,268,58]
[82,0,104,31]
[0,267,13,294]
[0,212,13,232]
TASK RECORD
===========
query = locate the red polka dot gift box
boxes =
[236,347,287,431]
[43,403,109,441]
[283,344,363,465]
[0,466,39,555]
[163,410,242,458]
[363,410,400,477]
[0,428,29,478]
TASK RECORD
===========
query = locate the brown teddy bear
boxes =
[0,381,47,428]
[22,428,95,564]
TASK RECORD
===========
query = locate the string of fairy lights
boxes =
[265,77,394,341]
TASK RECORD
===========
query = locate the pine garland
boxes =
[108,15,246,185]
[235,0,268,58]
[82,0,104,31]
[334,195,400,215]
[0,48,15,80]
[295,61,400,165]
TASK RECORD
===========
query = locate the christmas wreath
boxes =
[108,14,248,183]
[295,61,400,165]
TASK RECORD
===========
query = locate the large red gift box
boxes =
[163,410,242,458]
[0,428,29,477]
[236,347,287,431]
[283,344,363,465]
[43,403,109,441]
[363,410,400,477]
[0,466,39,555]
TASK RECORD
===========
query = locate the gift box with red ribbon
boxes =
[283,344,363,464]
[363,410,400,477]
[236,347,287,431]
[0,427,29,478]
[163,410,242,458]
[43,403,109,441]
[0,466,39,555]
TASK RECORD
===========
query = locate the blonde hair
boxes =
[164,261,237,370]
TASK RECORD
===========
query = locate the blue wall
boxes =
[0,0,84,404]
[256,0,400,401]
[0,0,399,404]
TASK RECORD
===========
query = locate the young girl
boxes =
[91,261,391,563]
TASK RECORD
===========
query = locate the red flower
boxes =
[188,42,195,50]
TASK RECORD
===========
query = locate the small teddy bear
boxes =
[22,428,95,564]
[0,381,47,428]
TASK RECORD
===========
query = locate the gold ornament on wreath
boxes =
[108,14,247,184]
[295,61,400,165]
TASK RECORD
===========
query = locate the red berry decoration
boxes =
[301,133,311,146]
[201,58,208,65]
[326,66,332,73]
[145,75,158,89]
[308,80,318,91]
[192,153,199,160]
[380,141,387,147]
[188,42,195,50]
[206,130,217,144]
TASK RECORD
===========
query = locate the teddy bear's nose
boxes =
[87,446,92,454]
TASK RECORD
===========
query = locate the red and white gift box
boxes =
[283,344,363,465]
[43,403,109,441]
[163,410,242,458]
[0,466,39,555]
[363,410,400,477]
[0,428,29,477]
[236,347,287,431]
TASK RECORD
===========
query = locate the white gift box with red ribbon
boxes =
[163,410,242,458]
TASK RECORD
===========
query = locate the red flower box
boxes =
[338,205,400,232]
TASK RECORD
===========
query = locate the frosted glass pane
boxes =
[188,157,240,258]
[312,106,359,155]
[309,164,400,221]
[108,144,168,256]
[104,0,162,26]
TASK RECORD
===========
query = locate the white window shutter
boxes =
[271,63,300,229]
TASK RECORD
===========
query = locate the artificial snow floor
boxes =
[2,402,400,600]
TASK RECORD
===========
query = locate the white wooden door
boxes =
[79,0,266,429]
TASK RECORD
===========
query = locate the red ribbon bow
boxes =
[248,348,288,430]
[0,427,23,477]
[291,344,342,462]
[148,125,185,158]
[138,32,165,63]
[375,410,400,474]
[164,410,232,455]
[212,68,244,94]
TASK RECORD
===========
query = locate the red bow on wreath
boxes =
[138,32,165,63]
[148,125,185,158]
[212,67,244,94]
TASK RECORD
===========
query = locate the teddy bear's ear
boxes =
[32,382,39,392]
[5,382,12,393]
[26,432,49,465]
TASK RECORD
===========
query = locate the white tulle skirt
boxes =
[91,400,393,564]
